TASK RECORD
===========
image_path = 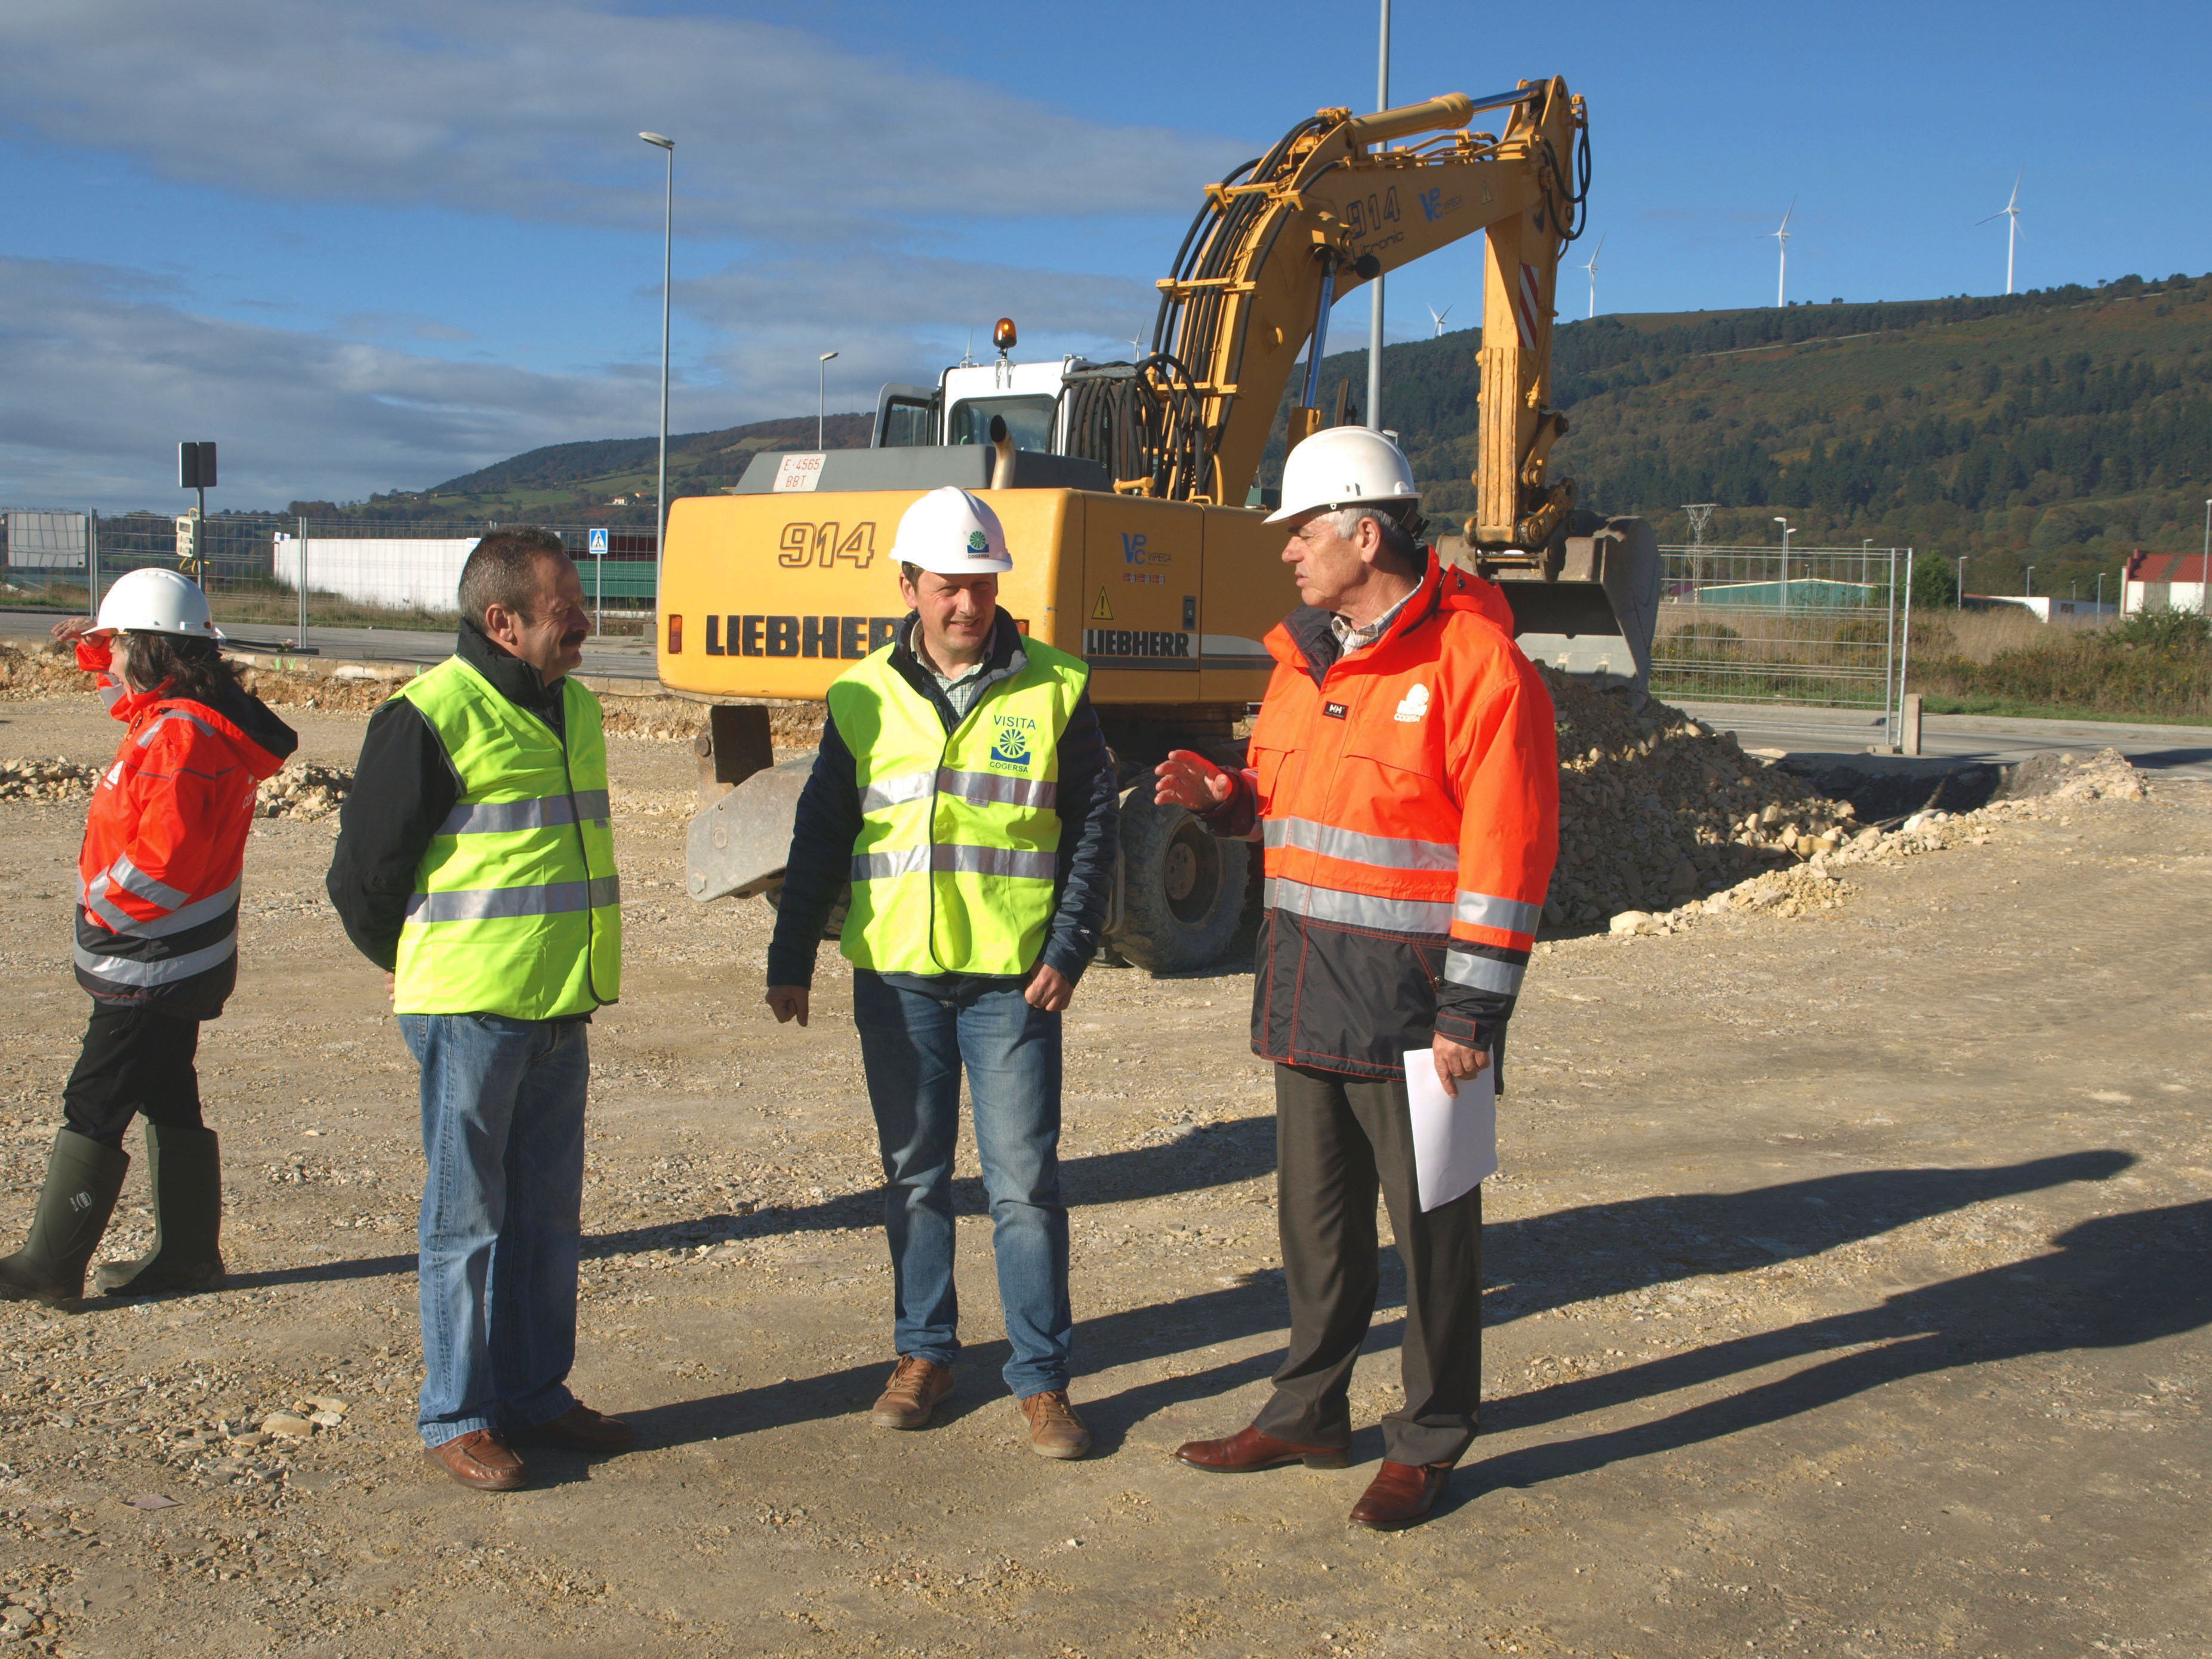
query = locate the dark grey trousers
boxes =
[1252,1062,1484,1468]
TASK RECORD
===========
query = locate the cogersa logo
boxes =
[989,713,1037,769]
[1394,684,1430,724]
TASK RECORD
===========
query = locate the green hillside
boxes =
[371,271,2210,604]
[1300,270,2212,603]
[314,412,873,529]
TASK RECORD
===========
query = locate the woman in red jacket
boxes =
[0,570,296,1305]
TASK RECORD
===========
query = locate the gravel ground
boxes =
[0,688,2202,1659]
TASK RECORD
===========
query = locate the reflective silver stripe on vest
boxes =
[437,790,612,835]
[107,853,190,911]
[403,874,621,924]
[1443,949,1526,997]
[83,880,241,939]
[859,770,937,813]
[851,844,1059,882]
[74,931,238,986]
[936,768,1058,810]
[1262,815,1458,872]
[1455,889,1544,936]
[1262,875,1453,935]
[134,710,219,748]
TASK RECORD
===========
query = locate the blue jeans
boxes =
[400,1013,590,1448]
[852,972,1071,1398]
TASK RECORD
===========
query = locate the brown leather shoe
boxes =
[1018,1390,1092,1460]
[424,1429,527,1493]
[511,1404,636,1452]
[871,1355,954,1429]
[1348,1460,1453,1529]
[1173,1424,1350,1473]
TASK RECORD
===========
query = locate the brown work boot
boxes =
[871,1355,954,1429]
[1018,1389,1092,1460]
[424,1429,527,1493]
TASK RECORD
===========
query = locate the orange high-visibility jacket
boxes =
[72,638,295,1015]
[1236,556,1559,1080]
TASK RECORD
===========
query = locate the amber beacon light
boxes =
[666,613,683,654]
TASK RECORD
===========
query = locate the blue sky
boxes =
[3,0,2207,510]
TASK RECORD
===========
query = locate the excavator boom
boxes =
[1139,79,1588,553]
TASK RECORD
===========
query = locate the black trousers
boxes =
[1252,1062,1483,1468]
[61,1004,205,1149]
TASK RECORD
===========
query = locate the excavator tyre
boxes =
[1107,790,1252,975]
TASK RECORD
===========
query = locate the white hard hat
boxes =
[890,486,1015,575]
[1267,425,1420,523]
[92,568,223,642]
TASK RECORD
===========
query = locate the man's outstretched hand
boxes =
[765,986,810,1026]
[1153,748,1234,813]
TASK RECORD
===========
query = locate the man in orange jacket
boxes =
[1156,427,1559,1529]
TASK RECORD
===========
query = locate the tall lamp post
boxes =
[818,351,839,450]
[1366,0,1390,431]
[2201,498,2211,615]
[640,131,674,583]
[1957,555,1967,610]
[1773,517,1792,608]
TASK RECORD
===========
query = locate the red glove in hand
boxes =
[1153,748,1234,812]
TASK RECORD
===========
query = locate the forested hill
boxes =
[1307,270,2212,602]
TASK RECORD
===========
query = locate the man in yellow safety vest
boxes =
[766,487,1119,1460]
[327,528,632,1493]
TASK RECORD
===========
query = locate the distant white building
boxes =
[271,535,479,612]
[2124,550,2211,615]
[1971,595,2118,623]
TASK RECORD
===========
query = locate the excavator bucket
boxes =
[1442,516,1662,696]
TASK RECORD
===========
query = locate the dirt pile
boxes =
[0,642,94,700]
[255,764,352,821]
[1539,668,1853,926]
[0,758,100,802]
[1997,746,2149,803]
[240,665,402,715]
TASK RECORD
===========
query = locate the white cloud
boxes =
[0,258,667,508]
[0,0,1243,238]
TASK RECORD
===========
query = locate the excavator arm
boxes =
[1138,78,1589,553]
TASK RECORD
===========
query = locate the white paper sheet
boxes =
[1404,1047,1498,1212]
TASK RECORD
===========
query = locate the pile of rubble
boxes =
[255,764,352,821]
[1598,753,2151,939]
[0,642,94,699]
[0,757,100,802]
[1539,668,1851,927]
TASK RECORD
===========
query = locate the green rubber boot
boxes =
[0,1130,130,1306]
[95,1124,224,1297]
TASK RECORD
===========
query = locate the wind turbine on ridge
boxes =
[1582,233,1606,319]
[1426,304,1452,337]
[1770,199,1794,307]
[1979,171,2023,295]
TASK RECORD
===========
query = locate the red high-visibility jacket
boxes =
[1233,556,1559,1080]
[72,639,296,1015]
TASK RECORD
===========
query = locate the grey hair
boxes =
[457,528,570,629]
[1321,505,1421,571]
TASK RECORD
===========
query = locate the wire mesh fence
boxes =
[0,511,658,639]
[1650,545,1915,721]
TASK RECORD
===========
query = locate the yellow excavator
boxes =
[658,78,1658,970]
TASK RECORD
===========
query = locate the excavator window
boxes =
[948,395,1056,452]
[878,399,937,448]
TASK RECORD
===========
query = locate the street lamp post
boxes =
[2201,498,2211,616]
[1957,554,1967,610]
[1366,0,1390,431]
[1773,517,1792,607]
[2026,565,2034,600]
[640,132,674,587]
[818,351,839,451]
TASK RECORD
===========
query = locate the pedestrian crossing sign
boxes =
[588,528,609,555]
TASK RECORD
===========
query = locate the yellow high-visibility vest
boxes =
[830,634,1087,975]
[392,658,621,1017]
